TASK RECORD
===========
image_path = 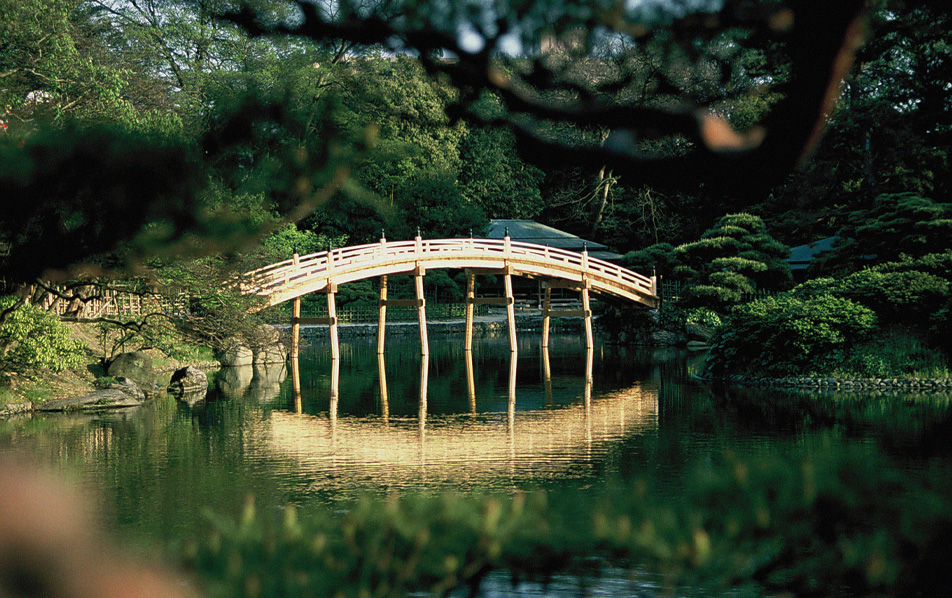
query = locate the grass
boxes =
[0,386,18,408]
[827,331,952,379]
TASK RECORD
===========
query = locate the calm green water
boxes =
[2,331,951,553]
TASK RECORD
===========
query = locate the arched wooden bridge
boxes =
[239,234,658,358]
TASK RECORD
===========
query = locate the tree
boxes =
[1,0,880,284]
[759,1,952,244]
[814,193,952,274]
[675,213,792,309]
[458,124,545,220]
[0,0,181,131]
[226,0,869,200]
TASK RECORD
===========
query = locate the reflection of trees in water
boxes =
[709,385,952,457]
[0,396,290,541]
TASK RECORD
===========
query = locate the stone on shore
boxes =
[168,366,208,403]
[217,344,254,367]
[254,343,287,365]
[107,351,157,396]
[36,389,144,412]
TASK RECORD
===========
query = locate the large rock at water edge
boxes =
[255,324,282,345]
[218,344,253,367]
[107,351,156,396]
[109,377,145,400]
[168,366,208,402]
[36,389,144,412]
[254,342,287,365]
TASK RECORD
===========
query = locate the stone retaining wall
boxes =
[707,375,952,394]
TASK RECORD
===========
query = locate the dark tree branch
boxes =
[223,0,869,197]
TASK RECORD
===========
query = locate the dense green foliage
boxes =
[181,448,952,598]
[705,295,878,378]
[791,269,950,330]
[0,296,84,375]
[760,5,952,244]
[705,251,952,379]
[816,193,952,274]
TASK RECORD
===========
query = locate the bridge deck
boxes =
[240,237,658,309]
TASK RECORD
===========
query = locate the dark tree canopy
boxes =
[0,0,898,282]
[226,0,869,195]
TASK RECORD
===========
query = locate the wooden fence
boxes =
[32,285,190,319]
[284,302,491,325]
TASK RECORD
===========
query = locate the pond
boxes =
[2,330,952,589]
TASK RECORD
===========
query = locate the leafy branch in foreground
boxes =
[180,447,952,598]
[226,0,869,197]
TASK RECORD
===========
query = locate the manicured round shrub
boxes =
[705,294,877,378]
[674,213,792,310]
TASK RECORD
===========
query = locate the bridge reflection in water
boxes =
[267,348,659,493]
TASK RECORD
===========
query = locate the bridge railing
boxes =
[239,238,656,300]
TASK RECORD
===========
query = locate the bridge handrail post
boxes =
[581,244,589,271]
[286,251,299,286]
[504,230,511,258]
[415,229,422,257]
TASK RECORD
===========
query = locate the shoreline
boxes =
[698,374,952,394]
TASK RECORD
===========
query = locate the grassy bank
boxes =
[0,311,215,408]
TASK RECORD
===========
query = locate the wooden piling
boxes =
[541,285,552,348]
[415,266,429,356]
[419,353,429,442]
[581,284,593,349]
[327,283,340,360]
[330,358,340,445]
[464,272,476,351]
[377,275,388,354]
[291,295,301,360]
[507,354,517,458]
[377,353,389,425]
[504,269,517,353]
[291,355,302,414]
[465,348,476,415]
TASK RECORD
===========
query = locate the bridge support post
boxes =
[291,353,302,414]
[291,296,301,360]
[415,266,429,356]
[504,268,517,353]
[327,283,340,360]
[291,294,302,413]
[464,272,475,351]
[377,353,389,426]
[541,278,593,348]
[465,348,476,415]
[541,285,552,348]
[581,283,593,349]
[377,275,388,354]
